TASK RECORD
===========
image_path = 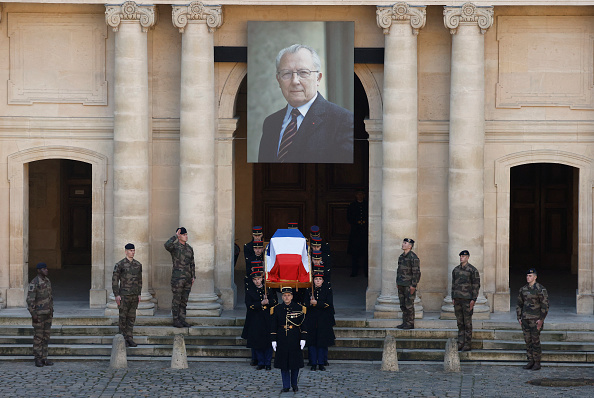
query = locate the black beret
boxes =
[178,227,187,234]
[36,262,47,269]
[459,250,469,256]
[527,268,537,275]
[125,243,135,250]
[403,238,415,245]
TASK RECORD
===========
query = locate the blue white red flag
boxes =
[265,229,310,283]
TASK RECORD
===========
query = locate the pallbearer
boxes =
[244,226,263,264]
[306,266,335,371]
[310,226,332,280]
[242,270,277,370]
[271,287,307,393]
[245,240,264,276]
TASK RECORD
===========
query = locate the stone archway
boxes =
[6,146,108,308]
[493,150,594,314]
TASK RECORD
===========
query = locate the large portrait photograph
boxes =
[247,21,354,164]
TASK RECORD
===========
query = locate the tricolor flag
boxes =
[266,229,310,283]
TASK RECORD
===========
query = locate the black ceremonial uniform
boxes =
[270,301,307,371]
[242,277,277,350]
[245,254,264,276]
[306,283,336,348]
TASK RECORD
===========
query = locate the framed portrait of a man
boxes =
[247,21,354,164]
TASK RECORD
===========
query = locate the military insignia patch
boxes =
[28,284,34,291]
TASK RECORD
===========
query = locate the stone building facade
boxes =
[0,1,592,317]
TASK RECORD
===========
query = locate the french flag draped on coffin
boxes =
[265,229,310,286]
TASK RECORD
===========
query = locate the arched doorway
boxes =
[509,163,578,309]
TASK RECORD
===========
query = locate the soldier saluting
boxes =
[165,227,195,328]
[112,243,142,347]
[26,262,54,367]
[517,268,549,371]
[451,250,480,351]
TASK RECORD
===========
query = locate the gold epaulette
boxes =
[302,305,307,314]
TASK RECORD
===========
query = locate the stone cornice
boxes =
[105,1,157,33]
[443,2,493,35]
[376,3,426,36]
[172,1,223,33]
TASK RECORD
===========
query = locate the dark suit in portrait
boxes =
[258,93,353,163]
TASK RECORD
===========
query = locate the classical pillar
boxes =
[172,2,223,316]
[440,3,493,319]
[105,1,156,316]
[373,3,425,319]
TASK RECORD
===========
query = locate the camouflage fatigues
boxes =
[112,257,142,339]
[165,235,196,322]
[26,275,53,360]
[451,262,480,348]
[396,250,421,327]
[516,282,549,361]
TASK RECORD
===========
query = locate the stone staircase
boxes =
[1,315,593,363]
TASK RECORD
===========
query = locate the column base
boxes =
[440,296,490,319]
[577,293,594,315]
[186,293,222,317]
[7,288,25,307]
[373,295,424,319]
[493,292,510,312]
[89,289,107,309]
[0,288,6,309]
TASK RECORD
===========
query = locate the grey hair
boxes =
[275,44,322,72]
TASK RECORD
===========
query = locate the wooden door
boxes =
[510,163,574,271]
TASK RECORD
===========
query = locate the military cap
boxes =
[403,238,415,245]
[252,226,263,234]
[310,225,320,237]
[281,286,293,294]
[253,240,264,248]
[459,250,469,256]
[312,250,323,260]
[251,270,263,278]
[36,262,47,269]
[313,270,325,278]
[178,227,188,234]
[311,236,322,244]
[125,243,135,250]
[251,260,263,270]
[527,268,537,275]
[287,222,299,229]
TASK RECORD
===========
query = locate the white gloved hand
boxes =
[272,341,277,352]
[300,340,305,350]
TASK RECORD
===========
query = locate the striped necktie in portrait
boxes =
[277,108,301,162]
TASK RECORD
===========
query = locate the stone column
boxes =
[374,3,425,318]
[105,1,156,316]
[440,3,493,319]
[172,2,223,316]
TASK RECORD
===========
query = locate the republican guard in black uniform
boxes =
[306,266,335,371]
[244,226,263,264]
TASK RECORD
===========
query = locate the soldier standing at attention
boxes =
[245,240,265,276]
[244,226,263,264]
[517,268,549,371]
[271,287,307,393]
[112,243,142,347]
[396,238,421,329]
[451,250,480,351]
[26,262,54,367]
[165,227,195,328]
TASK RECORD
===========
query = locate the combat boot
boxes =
[522,360,534,369]
[531,361,541,370]
[181,320,191,328]
[126,338,138,348]
[43,359,54,366]
[173,319,184,328]
[35,358,44,367]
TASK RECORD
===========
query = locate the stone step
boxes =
[483,340,594,351]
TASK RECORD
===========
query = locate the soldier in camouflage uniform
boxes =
[396,238,421,329]
[112,243,142,347]
[516,268,549,371]
[165,227,195,328]
[451,250,480,351]
[26,262,54,367]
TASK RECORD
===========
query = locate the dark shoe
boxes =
[523,360,534,370]
[318,365,326,371]
[281,388,290,393]
[43,359,54,366]
[35,359,44,367]
[250,359,258,366]
[126,338,138,348]
[181,320,191,328]
[265,365,271,370]
[532,361,541,371]
[173,320,184,328]
[402,324,414,330]
[396,323,406,329]
[324,361,329,366]
[256,365,264,370]
[310,365,317,371]
[292,386,299,392]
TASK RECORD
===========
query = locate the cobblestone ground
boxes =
[0,361,592,398]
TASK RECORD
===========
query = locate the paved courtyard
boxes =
[0,360,592,397]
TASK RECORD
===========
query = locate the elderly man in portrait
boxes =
[258,44,354,163]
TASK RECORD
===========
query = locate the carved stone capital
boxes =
[444,2,493,35]
[172,2,223,34]
[376,3,426,36]
[105,1,157,33]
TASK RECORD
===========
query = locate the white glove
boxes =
[300,340,305,350]
[272,341,277,352]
